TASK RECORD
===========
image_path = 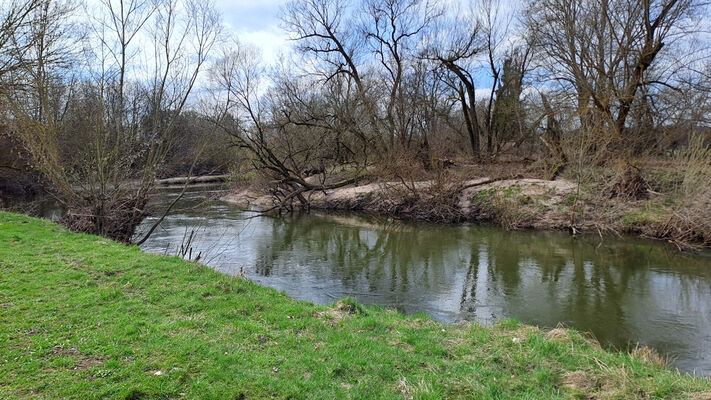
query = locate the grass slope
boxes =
[0,212,709,399]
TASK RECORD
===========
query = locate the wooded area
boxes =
[1,0,709,246]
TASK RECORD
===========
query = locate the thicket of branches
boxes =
[1,0,224,241]
[1,0,710,241]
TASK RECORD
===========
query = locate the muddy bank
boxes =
[222,178,587,231]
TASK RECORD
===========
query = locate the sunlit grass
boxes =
[0,212,708,399]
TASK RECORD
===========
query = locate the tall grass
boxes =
[650,134,711,248]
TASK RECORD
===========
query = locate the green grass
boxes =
[1,212,709,399]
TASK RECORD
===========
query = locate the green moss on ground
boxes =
[0,212,709,399]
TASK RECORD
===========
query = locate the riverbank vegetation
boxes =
[1,0,710,248]
[1,212,710,399]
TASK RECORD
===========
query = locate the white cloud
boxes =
[215,0,291,65]
[230,26,290,65]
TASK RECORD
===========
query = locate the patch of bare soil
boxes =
[51,346,104,370]
[222,187,276,209]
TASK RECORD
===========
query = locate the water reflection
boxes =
[138,190,711,375]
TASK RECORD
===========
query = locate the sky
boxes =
[215,0,290,64]
[211,0,526,92]
[104,0,709,97]
[212,0,517,65]
[211,0,506,94]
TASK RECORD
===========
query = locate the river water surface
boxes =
[136,188,711,375]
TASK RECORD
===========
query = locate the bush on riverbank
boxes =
[1,212,709,399]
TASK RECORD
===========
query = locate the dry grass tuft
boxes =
[397,377,414,400]
[545,328,572,343]
[562,370,598,392]
[630,345,668,368]
[313,299,365,326]
[643,135,711,249]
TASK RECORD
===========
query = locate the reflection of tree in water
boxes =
[255,212,710,307]
[250,211,711,372]
[459,229,711,358]
[253,212,472,306]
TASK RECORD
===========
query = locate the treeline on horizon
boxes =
[0,0,710,243]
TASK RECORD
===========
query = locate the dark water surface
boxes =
[136,188,711,375]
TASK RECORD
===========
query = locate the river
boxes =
[131,187,711,375]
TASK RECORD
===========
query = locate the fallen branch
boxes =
[460,176,517,190]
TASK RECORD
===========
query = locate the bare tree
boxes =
[0,0,42,81]
[362,0,439,149]
[4,0,221,242]
[475,0,534,159]
[0,0,43,178]
[425,3,483,160]
[209,43,365,213]
[525,0,704,155]
[282,0,442,157]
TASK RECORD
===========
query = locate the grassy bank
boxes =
[1,212,709,399]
